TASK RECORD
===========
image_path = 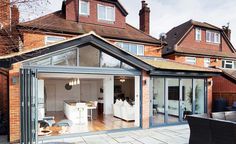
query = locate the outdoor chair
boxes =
[187,113,236,144]
[187,115,212,144]
[210,119,236,144]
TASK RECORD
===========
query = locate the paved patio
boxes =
[40,124,190,144]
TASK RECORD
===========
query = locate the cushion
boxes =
[212,112,226,120]
[124,100,132,107]
[115,99,123,105]
[225,111,236,122]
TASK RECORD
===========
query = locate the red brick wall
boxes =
[142,71,150,128]
[167,54,222,68]
[9,63,21,143]
[179,27,233,53]
[144,45,162,57]
[213,76,236,93]
[66,0,126,28]
[22,31,72,50]
[212,76,236,106]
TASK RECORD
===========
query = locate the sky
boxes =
[20,0,236,47]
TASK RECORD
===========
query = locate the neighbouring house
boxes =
[163,19,236,111]
[0,0,19,136]
[0,1,220,143]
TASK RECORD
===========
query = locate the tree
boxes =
[0,0,50,55]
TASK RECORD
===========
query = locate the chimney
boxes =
[222,25,231,41]
[11,5,19,26]
[65,0,79,21]
[0,0,10,27]
[139,0,150,34]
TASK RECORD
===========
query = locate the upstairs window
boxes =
[185,57,196,65]
[206,31,220,44]
[204,58,210,67]
[45,36,65,45]
[222,60,234,69]
[97,4,115,22]
[79,0,90,16]
[115,42,144,56]
[195,28,201,41]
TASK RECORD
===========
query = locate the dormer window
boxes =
[97,4,115,22]
[206,30,220,44]
[79,0,90,16]
[195,28,201,41]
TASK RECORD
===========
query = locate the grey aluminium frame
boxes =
[21,65,142,142]
[150,76,208,127]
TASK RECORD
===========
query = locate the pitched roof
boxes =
[0,32,153,70]
[163,19,236,58]
[142,58,221,73]
[221,69,236,83]
[17,11,161,45]
[0,31,219,75]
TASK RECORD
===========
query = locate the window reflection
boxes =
[79,46,100,67]
[32,58,51,66]
[53,50,76,66]
[101,52,121,68]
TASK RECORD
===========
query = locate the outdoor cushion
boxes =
[225,111,236,122]
[212,112,226,120]
[53,119,73,127]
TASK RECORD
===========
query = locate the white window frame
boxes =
[45,36,66,45]
[79,0,90,16]
[204,58,210,67]
[115,42,144,56]
[206,30,220,44]
[214,32,220,44]
[97,4,115,22]
[222,60,234,69]
[195,28,201,41]
[185,57,196,65]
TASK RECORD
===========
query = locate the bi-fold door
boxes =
[151,78,207,126]
[20,68,38,144]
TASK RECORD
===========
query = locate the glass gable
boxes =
[53,50,77,66]
[79,46,100,67]
[101,52,121,68]
[28,46,136,70]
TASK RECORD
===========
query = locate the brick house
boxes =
[163,19,236,110]
[0,1,220,143]
[0,0,19,136]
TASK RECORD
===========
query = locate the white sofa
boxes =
[113,100,135,121]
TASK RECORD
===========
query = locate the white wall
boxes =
[44,79,103,112]
[45,79,80,112]
[80,80,102,102]
[103,76,114,115]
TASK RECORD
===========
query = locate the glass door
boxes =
[166,78,180,123]
[180,79,193,122]
[151,77,206,126]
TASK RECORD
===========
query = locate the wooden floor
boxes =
[44,111,135,135]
